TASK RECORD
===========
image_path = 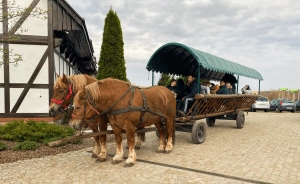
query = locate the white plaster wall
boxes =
[0,0,49,113]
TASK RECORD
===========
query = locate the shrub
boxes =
[0,120,75,143]
[0,141,8,151]
[13,141,38,151]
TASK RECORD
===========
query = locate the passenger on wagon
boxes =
[177,75,198,116]
[200,82,211,94]
[167,79,178,98]
[226,82,233,94]
[216,80,229,94]
[176,78,186,101]
[241,85,252,94]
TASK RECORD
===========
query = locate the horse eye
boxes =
[59,89,63,93]
[76,106,80,109]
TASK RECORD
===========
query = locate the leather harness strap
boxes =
[108,86,167,124]
[81,85,168,127]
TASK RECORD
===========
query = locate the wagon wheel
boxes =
[206,117,215,127]
[236,111,245,129]
[191,121,206,144]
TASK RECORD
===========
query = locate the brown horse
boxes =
[70,78,175,167]
[49,74,108,161]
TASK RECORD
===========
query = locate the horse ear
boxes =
[62,74,68,84]
[56,73,60,78]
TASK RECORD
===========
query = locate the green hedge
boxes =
[0,120,75,144]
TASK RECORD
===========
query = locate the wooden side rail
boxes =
[175,94,259,122]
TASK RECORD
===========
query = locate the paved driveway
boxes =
[1,112,300,184]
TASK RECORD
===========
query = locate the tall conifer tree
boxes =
[97,8,126,81]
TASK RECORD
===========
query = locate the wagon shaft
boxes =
[176,94,259,122]
[47,127,157,147]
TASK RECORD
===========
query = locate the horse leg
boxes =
[135,131,145,150]
[107,117,124,164]
[124,125,137,167]
[164,118,174,154]
[155,123,166,153]
[89,122,101,158]
[96,118,107,162]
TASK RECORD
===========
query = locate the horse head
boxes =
[49,73,73,116]
[70,86,100,130]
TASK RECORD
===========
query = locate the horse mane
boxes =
[85,78,130,102]
[86,82,101,102]
[68,74,88,93]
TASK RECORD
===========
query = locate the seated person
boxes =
[176,78,186,101]
[177,75,198,115]
[241,85,252,94]
[226,82,233,94]
[216,80,229,94]
[200,82,210,94]
[167,79,178,98]
[210,83,220,94]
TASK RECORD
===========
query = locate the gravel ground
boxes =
[0,134,123,164]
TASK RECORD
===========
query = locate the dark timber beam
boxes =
[2,0,10,113]
[8,0,41,35]
[0,34,62,46]
[48,0,54,116]
[11,48,49,113]
[0,113,50,118]
[0,83,49,88]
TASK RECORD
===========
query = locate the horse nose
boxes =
[49,107,56,116]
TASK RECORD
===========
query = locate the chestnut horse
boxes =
[49,74,108,161]
[70,78,175,167]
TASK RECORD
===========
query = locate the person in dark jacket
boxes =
[216,80,229,94]
[176,78,186,101]
[177,75,198,115]
[226,82,233,94]
[167,79,178,98]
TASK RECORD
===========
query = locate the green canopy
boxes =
[146,42,263,81]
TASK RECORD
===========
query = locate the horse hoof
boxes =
[156,150,164,153]
[123,163,134,167]
[164,150,172,154]
[135,146,141,150]
[96,157,107,162]
[91,153,98,158]
[112,160,123,165]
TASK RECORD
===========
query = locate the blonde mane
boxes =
[86,82,101,102]
[85,78,130,102]
[69,75,88,93]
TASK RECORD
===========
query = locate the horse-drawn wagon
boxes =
[49,42,263,167]
[146,42,263,144]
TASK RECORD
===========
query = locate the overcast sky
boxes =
[65,0,300,91]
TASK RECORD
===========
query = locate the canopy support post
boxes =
[258,80,261,95]
[152,71,154,86]
[237,75,239,94]
[197,65,201,94]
